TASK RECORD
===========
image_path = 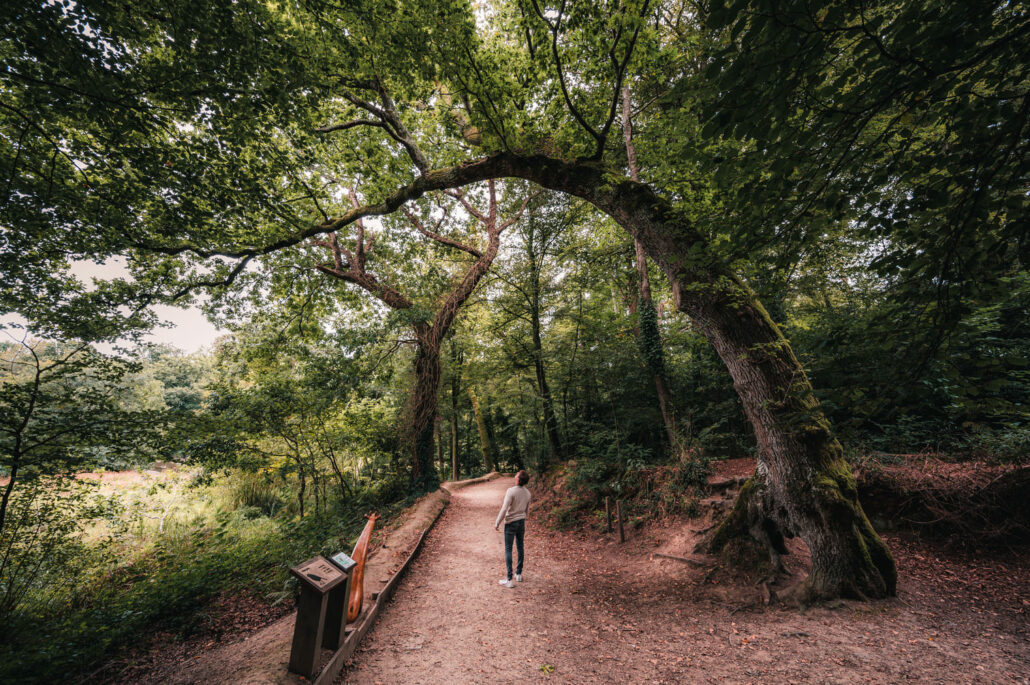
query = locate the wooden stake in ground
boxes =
[617,500,625,543]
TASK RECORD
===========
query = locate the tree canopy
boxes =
[2,0,1027,604]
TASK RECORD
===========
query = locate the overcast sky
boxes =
[0,259,226,353]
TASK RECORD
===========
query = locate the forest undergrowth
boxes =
[0,466,413,684]
[541,451,1030,554]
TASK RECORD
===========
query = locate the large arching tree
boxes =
[8,0,1020,599]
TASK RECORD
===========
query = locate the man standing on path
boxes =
[495,470,531,589]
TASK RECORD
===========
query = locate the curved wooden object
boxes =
[347,512,379,622]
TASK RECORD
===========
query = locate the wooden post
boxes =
[289,585,330,678]
[322,569,352,650]
[605,497,612,534]
[288,556,347,679]
[617,499,625,543]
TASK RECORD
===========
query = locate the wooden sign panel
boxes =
[290,556,346,593]
[329,551,357,571]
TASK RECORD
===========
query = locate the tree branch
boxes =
[498,190,540,231]
[315,119,391,134]
[402,205,483,258]
[314,264,414,310]
[530,0,603,146]
[596,0,651,159]
[341,86,431,174]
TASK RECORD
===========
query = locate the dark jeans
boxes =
[503,519,525,580]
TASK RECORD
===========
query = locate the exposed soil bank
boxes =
[857,459,1030,545]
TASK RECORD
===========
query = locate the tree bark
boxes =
[0,462,18,537]
[544,159,893,599]
[408,331,441,492]
[532,333,562,471]
[450,413,459,481]
[435,414,444,473]
[602,179,894,601]
[495,405,521,470]
[508,157,896,599]
[449,342,461,482]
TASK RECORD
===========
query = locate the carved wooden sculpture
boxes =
[347,512,379,622]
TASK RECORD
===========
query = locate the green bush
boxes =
[563,425,655,499]
[962,425,1030,464]
[231,470,285,516]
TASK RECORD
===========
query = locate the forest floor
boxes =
[340,475,1029,685]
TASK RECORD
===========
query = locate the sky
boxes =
[0,258,226,353]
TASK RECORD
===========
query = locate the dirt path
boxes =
[342,478,1028,684]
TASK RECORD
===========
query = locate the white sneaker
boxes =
[498,578,514,588]
[515,574,523,582]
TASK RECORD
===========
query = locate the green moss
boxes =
[702,476,758,554]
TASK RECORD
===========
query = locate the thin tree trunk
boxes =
[450,345,460,482]
[623,85,682,455]
[529,258,562,468]
[0,462,18,537]
[485,405,499,466]
[498,405,522,470]
[435,414,444,474]
[321,437,351,499]
[451,415,459,481]
[1,357,41,537]
[462,408,472,472]
[468,386,495,471]
[313,467,321,515]
[617,499,625,543]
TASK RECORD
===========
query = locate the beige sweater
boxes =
[495,485,531,527]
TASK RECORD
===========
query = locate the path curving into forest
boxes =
[341,478,1030,684]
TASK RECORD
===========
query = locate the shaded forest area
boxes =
[1,0,1027,681]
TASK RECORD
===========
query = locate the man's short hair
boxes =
[516,470,530,486]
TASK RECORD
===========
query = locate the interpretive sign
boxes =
[287,556,348,678]
[329,551,357,571]
[291,556,346,593]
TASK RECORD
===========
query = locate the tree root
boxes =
[697,467,897,604]
[695,476,788,579]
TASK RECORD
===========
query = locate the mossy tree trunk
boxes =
[408,330,441,492]
[503,154,895,600]
[590,175,897,602]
